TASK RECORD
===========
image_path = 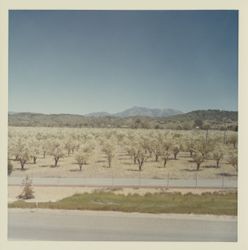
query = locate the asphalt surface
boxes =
[8,176,237,188]
[8,209,237,241]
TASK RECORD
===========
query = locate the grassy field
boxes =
[9,190,237,215]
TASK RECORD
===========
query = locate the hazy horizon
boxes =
[9,10,238,114]
[9,105,238,116]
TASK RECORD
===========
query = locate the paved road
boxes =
[8,209,237,241]
[8,176,237,188]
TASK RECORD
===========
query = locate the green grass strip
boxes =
[9,191,237,215]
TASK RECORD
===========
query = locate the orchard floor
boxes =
[9,151,237,180]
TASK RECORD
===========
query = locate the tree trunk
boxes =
[33,157,37,164]
[54,157,59,167]
[20,160,25,170]
[108,156,111,168]
[197,163,200,171]
[138,159,143,171]
[43,151,46,159]
[79,165,82,171]
[174,153,177,160]
[155,155,159,162]
[216,160,220,168]
[163,159,167,167]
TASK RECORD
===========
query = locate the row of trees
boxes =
[122,133,237,171]
[8,127,238,173]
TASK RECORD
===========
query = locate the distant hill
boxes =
[165,109,237,123]
[84,106,183,118]
[9,112,88,127]
[8,109,238,130]
[114,106,183,118]
[85,112,111,117]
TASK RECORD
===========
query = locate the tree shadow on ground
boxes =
[40,165,50,168]
[181,168,202,172]
[152,176,164,179]
[50,165,59,168]
[202,165,217,169]
[216,173,237,177]
[96,160,105,163]
[72,162,89,166]
[14,168,28,171]
[157,166,167,169]
[101,165,110,169]
[69,169,82,172]
[126,168,140,172]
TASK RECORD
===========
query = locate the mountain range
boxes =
[85,106,183,118]
[8,107,237,130]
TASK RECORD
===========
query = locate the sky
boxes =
[9,10,238,114]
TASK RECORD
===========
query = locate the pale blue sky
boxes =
[9,10,238,114]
